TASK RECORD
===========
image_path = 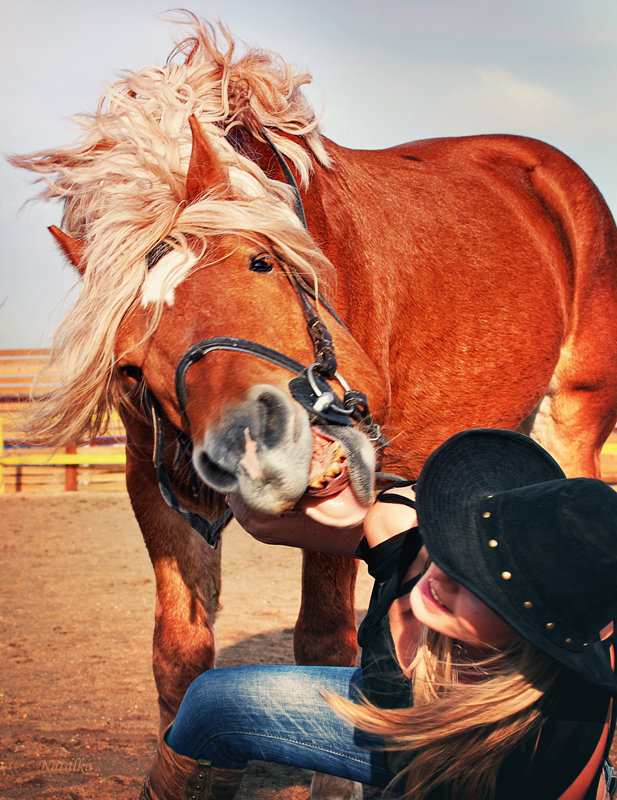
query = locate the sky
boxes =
[1,0,616,348]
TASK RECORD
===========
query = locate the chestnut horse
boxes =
[11,15,617,799]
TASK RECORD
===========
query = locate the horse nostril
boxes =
[195,450,238,492]
[256,390,285,449]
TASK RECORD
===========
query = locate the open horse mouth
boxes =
[193,386,376,521]
[300,428,372,527]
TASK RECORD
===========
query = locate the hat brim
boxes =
[415,429,617,694]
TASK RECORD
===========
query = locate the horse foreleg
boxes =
[296,551,363,800]
[150,537,221,732]
[125,447,221,734]
[294,551,359,666]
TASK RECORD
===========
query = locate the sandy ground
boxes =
[0,492,379,800]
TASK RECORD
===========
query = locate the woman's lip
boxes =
[420,575,452,614]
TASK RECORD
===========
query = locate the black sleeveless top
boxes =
[356,526,616,799]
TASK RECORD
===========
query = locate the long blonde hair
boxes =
[8,13,333,445]
[328,626,560,799]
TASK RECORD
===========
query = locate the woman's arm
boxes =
[226,484,420,558]
[225,494,365,556]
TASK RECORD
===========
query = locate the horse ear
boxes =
[48,225,86,274]
[186,115,232,203]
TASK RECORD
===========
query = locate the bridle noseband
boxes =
[145,129,389,547]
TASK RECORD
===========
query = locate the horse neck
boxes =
[301,139,395,369]
[303,138,391,270]
[304,141,388,287]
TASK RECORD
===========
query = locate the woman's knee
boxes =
[175,668,249,733]
[166,666,290,762]
[165,669,234,756]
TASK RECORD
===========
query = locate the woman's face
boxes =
[409,563,518,650]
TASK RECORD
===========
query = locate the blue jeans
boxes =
[166,665,393,788]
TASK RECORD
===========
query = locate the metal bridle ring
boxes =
[306,363,355,416]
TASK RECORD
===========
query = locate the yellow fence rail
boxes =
[0,450,126,467]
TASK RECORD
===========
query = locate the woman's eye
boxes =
[119,365,143,382]
[250,254,275,273]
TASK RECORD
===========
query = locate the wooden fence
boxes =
[1,349,617,493]
[0,349,126,493]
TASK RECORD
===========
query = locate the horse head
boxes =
[49,115,389,533]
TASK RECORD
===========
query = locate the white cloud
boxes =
[450,67,576,130]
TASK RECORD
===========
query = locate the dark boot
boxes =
[139,728,245,800]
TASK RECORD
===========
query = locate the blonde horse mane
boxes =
[9,12,335,445]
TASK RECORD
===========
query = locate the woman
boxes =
[139,428,617,799]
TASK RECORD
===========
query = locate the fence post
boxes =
[0,416,4,493]
[65,443,77,491]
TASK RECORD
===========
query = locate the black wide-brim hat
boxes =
[415,429,617,694]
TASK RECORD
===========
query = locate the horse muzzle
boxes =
[190,382,377,519]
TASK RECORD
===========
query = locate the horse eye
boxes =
[119,364,143,382]
[250,255,275,273]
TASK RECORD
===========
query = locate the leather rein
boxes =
[144,129,389,547]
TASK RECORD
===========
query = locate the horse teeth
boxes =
[309,464,342,489]
[307,439,346,490]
